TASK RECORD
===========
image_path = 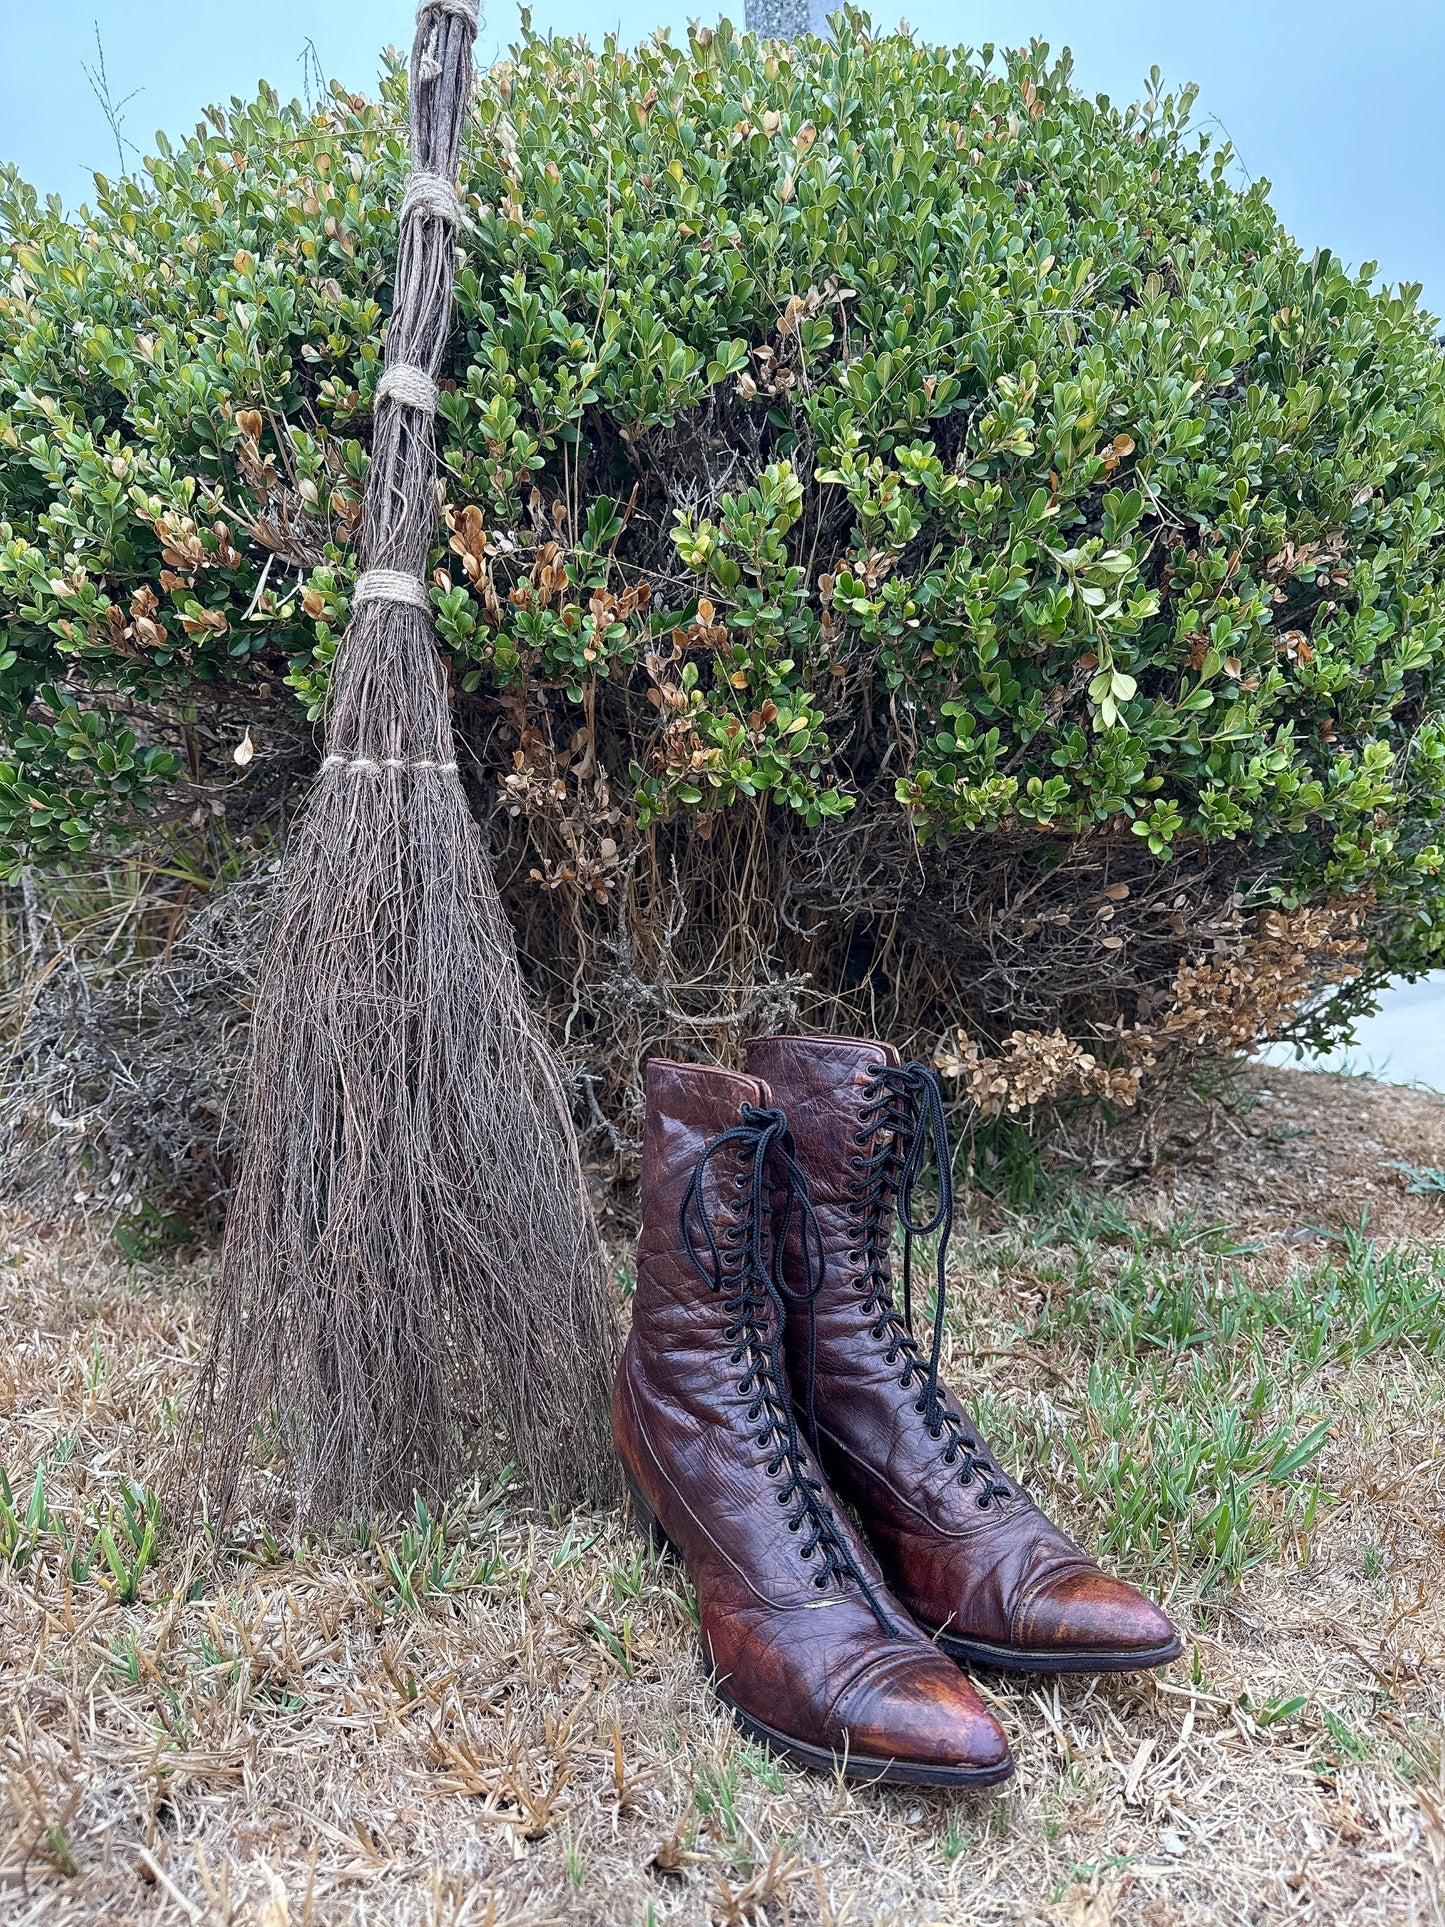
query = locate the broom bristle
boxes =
[191,0,619,1524]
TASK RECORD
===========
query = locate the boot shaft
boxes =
[744,1034,908,1349]
[743,1030,1003,1505]
[745,1034,898,1213]
[638,1057,772,1285]
[633,1058,784,1395]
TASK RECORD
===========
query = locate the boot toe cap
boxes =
[1024,1569,1180,1664]
[831,1649,1012,1778]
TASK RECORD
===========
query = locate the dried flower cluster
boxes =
[935,903,1367,1121]
[936,1026,1145,1117]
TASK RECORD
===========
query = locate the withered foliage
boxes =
[480,727,1380,1181]
[0,791,1384,1226]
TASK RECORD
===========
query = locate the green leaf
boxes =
[1266,1421,1331,1484]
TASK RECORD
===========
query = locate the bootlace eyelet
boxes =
[927,1423,943,1441]
[976,1493,993,1510]
[814,1573,828,1589]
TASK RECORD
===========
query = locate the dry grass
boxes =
[1,1069,1443,1925]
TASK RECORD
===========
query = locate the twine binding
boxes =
[421,0,480,22]
[321,755,460,776]
[401,170,465,227]
[375,363,439,412]
[353,569,432,611]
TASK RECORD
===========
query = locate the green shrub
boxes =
[3,13,1444,1156]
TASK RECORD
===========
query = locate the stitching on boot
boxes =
[818,1420,1008,1543]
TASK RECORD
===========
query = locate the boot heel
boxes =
[623,1469,681,1560]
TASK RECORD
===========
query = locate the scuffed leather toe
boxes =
[830,1648,1013,1775]
[1021,1568,1180,1662]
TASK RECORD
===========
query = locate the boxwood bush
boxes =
[3,12,1443,1164]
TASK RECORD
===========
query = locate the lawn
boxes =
[1,1067,1442,1925]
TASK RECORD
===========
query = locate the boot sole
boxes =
[622,1472,1013,1788]
[711,1683,1014,1788]
[926,1624,1183,1675]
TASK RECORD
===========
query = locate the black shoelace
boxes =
[681,1102,896,1634]
[845,1063,1011,1509]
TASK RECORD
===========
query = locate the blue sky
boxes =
[3,2,1441,314]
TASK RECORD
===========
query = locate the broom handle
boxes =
[354,0,479,607]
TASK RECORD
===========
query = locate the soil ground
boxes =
[0,1066,1441,1926]
[1138,1064,1445,1247]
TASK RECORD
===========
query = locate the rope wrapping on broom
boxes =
[400,170,467,226]
[375,363,439,411]
[321,754,460,775]
[353,568,432,610]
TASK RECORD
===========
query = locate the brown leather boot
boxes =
[612,1058,1013,1785]
[744,1035,1182,1675]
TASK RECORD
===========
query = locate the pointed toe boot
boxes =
[744,1035,1182,1676]
[612,1059,1014,1785]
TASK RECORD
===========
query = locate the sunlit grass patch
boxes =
[0,1461,165,1602]
[362,1489,514,1615]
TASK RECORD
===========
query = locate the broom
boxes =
[195,0,619,1524]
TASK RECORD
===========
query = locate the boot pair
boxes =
[612,1035,1180,1787]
